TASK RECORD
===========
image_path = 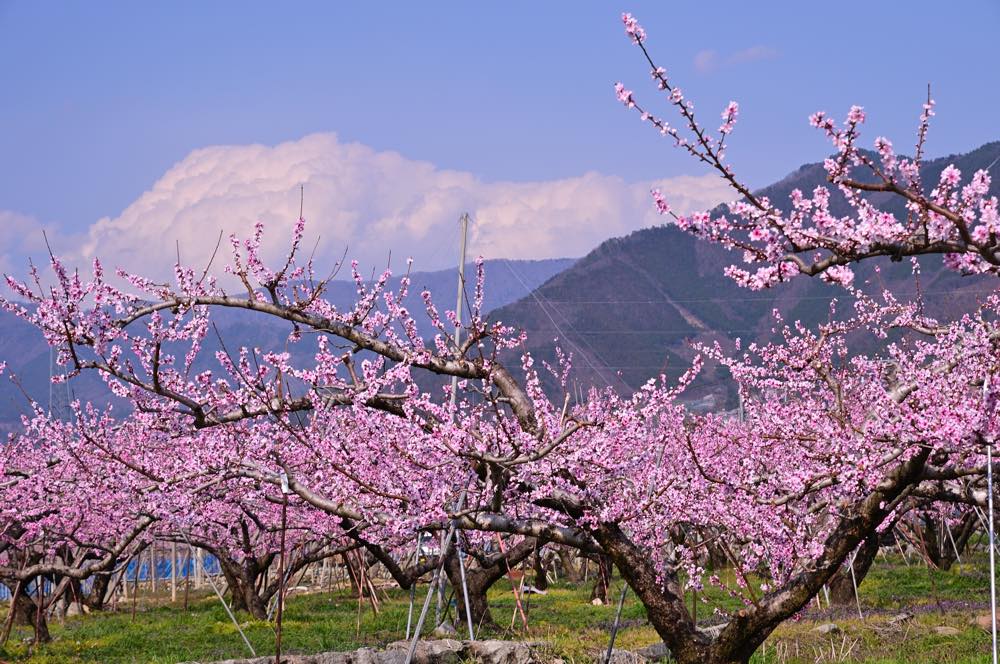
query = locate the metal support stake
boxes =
[449,212,470,415]
[275,471,290,664]
[405,472,472,663]
[439,211,473,635]
[603,584,629,664]
[405,535,420,640]
[848,550,863,621]
[455,532,475,640]
[171,541,178,603]
[180,530,256,657]
[434,530,446,628]
[405,526,460,664]
[944,518,963,566]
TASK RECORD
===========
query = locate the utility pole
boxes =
[987,374,997,664]
[436,213,471,630]
[449,212,469,413]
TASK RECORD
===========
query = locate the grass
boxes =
[0,556,995,663]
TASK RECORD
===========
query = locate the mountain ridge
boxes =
[2,140,997,425]
[489,140,1000,407]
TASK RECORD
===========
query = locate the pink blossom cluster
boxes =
[3,14,998,660]
[1,219,996,622]
[615,15,1000,288]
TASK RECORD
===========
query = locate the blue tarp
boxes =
[0,553,220,600]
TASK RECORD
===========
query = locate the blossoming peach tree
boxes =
[0,13,998,664]
[5,224,997,662]
[610,10,998,660]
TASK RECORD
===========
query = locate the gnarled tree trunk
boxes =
[443,537,539,631]
[532,547,550,591]
[556,547,583,583]
[588,448,930,664]
[216,555,269,619]
[827,529,880,605]
[7,580,50,643]
[589,554,612,604]
[922,510,978,571]
[83,571,113,611]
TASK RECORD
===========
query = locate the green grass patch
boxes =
[0,557,995,663]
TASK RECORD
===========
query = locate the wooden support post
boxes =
[171,542,178,603]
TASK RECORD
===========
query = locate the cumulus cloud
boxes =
[18,133,734,282]
[694,46,778,74]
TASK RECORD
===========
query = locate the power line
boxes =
[531,288,998,305]
[502,260,632,392]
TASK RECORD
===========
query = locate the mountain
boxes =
[490,141,1000,409]
[3,140,997,426]
[0,258,574,430]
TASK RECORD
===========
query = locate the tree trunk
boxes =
[827,530,880,605]
[532,548,549,591]
[705,540,730,570]
[916,514,946,568]
[349,537,440,591]
[10,581,50,643]
[445,554,495,630]
[217,557,268,620]
[443,538,539,632]
[239,579,268,620]
[891,508,977,571]
[589,555,611,604]
[83,572,112,611]
[587,447,931,664]
[678,655,747,664]
[556,547,582,583]
[934,510,978,571]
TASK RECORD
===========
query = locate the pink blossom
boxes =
[614,82,635,108]
[621,12,646,44]
[718,101,739,135]
[651,188,671,216]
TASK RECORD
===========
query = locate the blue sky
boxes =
[0,1,997,274]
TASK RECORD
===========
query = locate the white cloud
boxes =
[729,45,779,66]
[693,50,719,74]
[13,133,734,282]
[0,211,83,277]
[694,46,778,74]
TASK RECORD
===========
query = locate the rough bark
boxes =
[592,523,707,662]
[945,510,980,569]
[917,509,979,571]
[590,447,930,664]
[589,554,611,604]
[9,581,50,643]
[532,547,549,591]
[344,526,441,591]
[177,521,344,620]
[827,529,880,605]
[83,571,113,611]
[217,556,269,620]
[443,538,538,630]
[556,547,583,583]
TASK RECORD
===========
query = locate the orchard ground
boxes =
[0,555,995,663]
